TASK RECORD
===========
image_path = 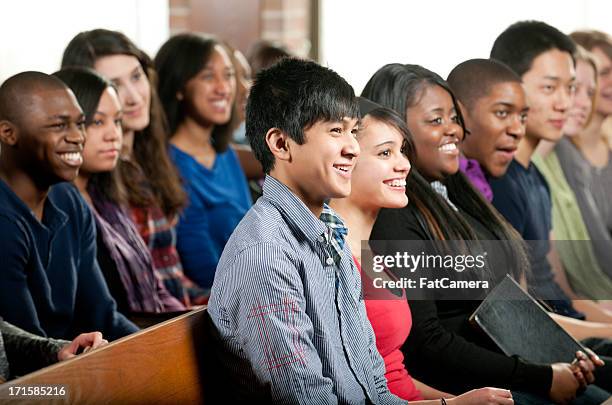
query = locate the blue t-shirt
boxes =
[170,145,252,289]
[0,181,137,340]
[491,160,584,319]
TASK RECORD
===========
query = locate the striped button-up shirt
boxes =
[208,175,404,404]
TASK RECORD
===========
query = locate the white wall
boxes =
[320,0,612,94]
[0,0,169,83]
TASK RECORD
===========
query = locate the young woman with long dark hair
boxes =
[362,63,608,404]
[54,67,185,314]
[62,30,206,305]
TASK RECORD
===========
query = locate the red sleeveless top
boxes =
[354,257,423,401]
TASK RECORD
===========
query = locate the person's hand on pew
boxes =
[57,331,108,361]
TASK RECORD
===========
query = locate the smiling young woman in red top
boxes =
[330,98,514,405]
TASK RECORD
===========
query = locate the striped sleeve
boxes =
[222,243,337,403]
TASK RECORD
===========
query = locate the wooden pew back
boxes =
[0,308,209,404]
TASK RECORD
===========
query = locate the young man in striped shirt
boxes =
[207,58,405,403]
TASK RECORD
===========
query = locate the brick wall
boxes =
[169,0,191,35]
[260,0,311,57]
[168,0,313,58]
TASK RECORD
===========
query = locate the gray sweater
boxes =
[556,138,612,279]
[0,318,68,382]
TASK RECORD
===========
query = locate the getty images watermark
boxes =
[361,239,612,301]
[371,250,489,290]
[361,239,532,300]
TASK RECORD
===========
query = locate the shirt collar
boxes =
[430,180,459,211]
[0,179,68,232]
[319,205,348,267]
[262,175,328,242]
[459,156,494,202]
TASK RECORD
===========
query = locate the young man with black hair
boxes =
[488,21,583,316]
[485,21,612,403]
[488,22,612,325]
[448,58,529,203]
[0,71,137,341]
[448,58,528,180]
[450,58,612,321]
[207,58,405,403]
[450,53,612,397]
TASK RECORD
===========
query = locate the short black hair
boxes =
[490,20,576,77]
[246,58,359,173]
[447,58,522,111]
[0,71,69,125]
[154,32,234,152]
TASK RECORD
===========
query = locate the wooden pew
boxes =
[0,308,209,404]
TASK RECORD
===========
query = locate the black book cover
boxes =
[470,274,584,364]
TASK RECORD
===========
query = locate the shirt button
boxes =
[317,236,325,243]
[326,257,334,266]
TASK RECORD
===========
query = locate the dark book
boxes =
[470,274,584,364]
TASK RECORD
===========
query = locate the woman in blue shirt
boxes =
[155,33,252,290]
